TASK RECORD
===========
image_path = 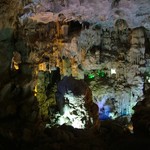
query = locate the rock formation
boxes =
[0,0,150,149]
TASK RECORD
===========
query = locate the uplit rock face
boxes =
[48,93,92,129]
[51,76,99,128]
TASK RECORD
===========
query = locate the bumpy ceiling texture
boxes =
[24,0,150,29]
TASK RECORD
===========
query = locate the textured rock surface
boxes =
[1,0,149,122]
[0,0,150,149]
[50,76,99,128]
[18,0,150,28]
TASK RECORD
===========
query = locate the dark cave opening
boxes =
[68,20,82,35]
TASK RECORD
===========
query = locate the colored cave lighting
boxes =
[97,70,105,77]
[88,74,95,79]
[88,70,105,79]
[57,104,86,129]
[111,68,116,75]
[146,76,150,83]
[13,62,19,70]
[127,123,134,134]
[34,85,37,96]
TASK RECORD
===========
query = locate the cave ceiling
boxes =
[1,0,150,29]
[25,0,150,29]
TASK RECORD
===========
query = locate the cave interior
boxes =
[0,0,150,150]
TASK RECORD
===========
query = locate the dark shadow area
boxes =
[68,21,82,36]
